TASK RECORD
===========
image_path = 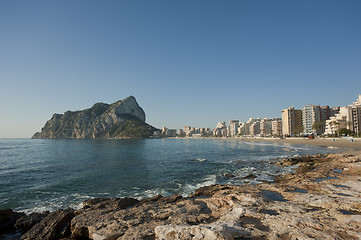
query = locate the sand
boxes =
[227,136,361,156]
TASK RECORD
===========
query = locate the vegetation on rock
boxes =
[32,96,158,139]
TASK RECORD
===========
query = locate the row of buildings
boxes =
[214,118,283,137]
[281,105,340,136]
[158,95,361,138]
[158,126,213,138]
[282,95,361,137]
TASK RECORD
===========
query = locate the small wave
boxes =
[242,142,274,147]
[139,188,171,199]
[190,158,207,162]
[181,174,217,196]
[16,193,95,214]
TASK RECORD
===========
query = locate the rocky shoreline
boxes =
[1,153,361,240]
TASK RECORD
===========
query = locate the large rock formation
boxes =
[32,96,158,139]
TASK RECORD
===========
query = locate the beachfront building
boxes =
[228,120,239,137]
[237,122,246,136]
[213,121,227,137]
[183,126,192,136]
[282,107,302,136]
[161,127,168,136]
[167,129,177,137]
[243,122,250,136]
[349,95,361,136]
[272,119,282,136]
[161,127,177,137]
[260,118,273,136]
[244,118,260,136]
[324,106,349,136]
[200,128,212,137]
[302,105,321,135]
[323,95,361,136]
[331,107,340,117]
[177,129,186,137]
[320,106,331,122]
[250,121,260,136]
[180,126,212,137]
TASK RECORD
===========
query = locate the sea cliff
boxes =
[32,96,157,139]
[1,153,361,239]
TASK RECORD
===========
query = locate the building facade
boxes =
[228,120,239,137]
[324,106,349,136]
[349,95,361,136]
[282,107,302,136]
[213,122,227,137]
[249,121,260,136]
[302,105,321,135]
[272,119,282,136]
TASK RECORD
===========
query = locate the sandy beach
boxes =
[227,136,361,155]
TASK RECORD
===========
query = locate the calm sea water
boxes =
[0,138,336,213]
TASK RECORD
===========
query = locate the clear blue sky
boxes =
[1,0,360,138]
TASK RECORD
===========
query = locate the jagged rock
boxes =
[155,224,235,240]
[239,174,256,180]
[32,96,157,139]
[224,174,236,178]
[159,194,182,203]
[82,197,140,210]
[193,184,233,196]
[15,212,49,232]
[155,208,247,240]
[0,209,25,236]
[21,209,74,240]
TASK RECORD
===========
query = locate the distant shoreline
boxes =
[165,136,361,155]
[229,136,361,155]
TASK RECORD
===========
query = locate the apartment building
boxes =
[302,105,321,135]
[260,118,273,136]
[250,121,260,136]
[213,121,227,137]
[282,107,302,136]
[324,106,349,135]
[272,119,282,136]
[228,120,239,137]
[349,95,361,136]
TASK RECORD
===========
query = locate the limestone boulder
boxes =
[21,209,74,240]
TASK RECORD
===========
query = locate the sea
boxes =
[0,138,337,214]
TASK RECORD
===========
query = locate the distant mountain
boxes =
[32,96,158,139]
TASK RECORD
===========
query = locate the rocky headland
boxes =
[32,96,158,139]
[1,152,361,239]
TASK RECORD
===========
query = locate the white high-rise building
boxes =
[260,118,273,136]
[250,121,260,136]
[324,106,349,136]
[302,105,321,135]
[324,95,361,136]
[237,122,246,136]
[228,120,239,137]
[272,119,282,136]
[349,95,361,136]
[213,122,227,137]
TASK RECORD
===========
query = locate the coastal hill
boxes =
[32,96,158,139]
